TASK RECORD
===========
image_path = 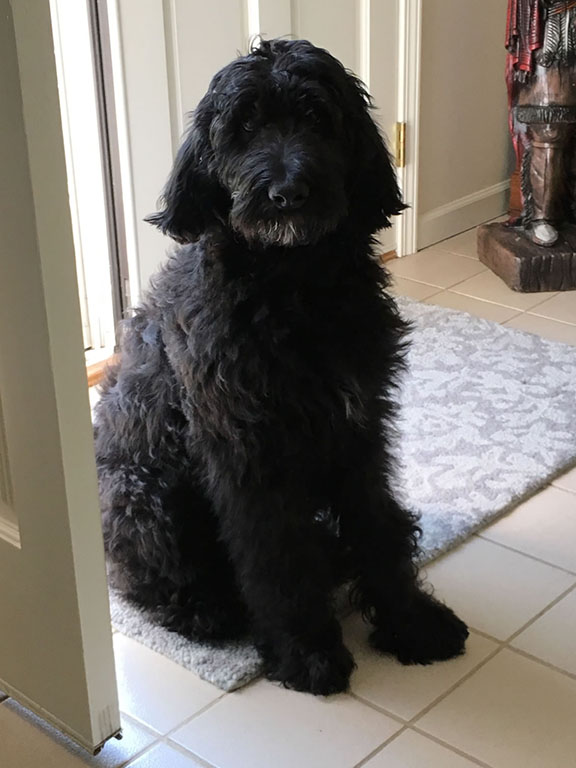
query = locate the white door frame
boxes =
[0,0,120,752]
[396,0,422,257]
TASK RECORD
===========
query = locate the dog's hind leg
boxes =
[99,465,248,642]
[334,427,469,666]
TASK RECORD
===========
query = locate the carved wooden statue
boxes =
[478,0,576,291]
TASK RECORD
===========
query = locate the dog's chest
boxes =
[219,282,383,423]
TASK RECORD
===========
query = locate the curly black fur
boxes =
[95,38,468,695]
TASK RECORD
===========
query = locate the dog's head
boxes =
[146,39,404,247]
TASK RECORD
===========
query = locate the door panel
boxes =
[0,0,119,753]
[167,0,247,142]
[293,0,399,253]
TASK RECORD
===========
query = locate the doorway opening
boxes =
[51,0,130,376]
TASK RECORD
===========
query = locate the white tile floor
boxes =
[3,222,576,767]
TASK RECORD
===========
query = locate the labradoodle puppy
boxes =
[94,38,468,695]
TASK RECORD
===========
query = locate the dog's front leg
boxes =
[335,430,469,665]
[214,480,355,695]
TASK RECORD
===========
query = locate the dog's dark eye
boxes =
[242,119,255,133]
[307,109,330,135]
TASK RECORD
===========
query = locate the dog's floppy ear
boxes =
[145,94,228,243]
[345,76,406,233]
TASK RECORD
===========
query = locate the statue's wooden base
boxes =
[478,222,576,292]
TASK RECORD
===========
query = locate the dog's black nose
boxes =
[268,181,310,210]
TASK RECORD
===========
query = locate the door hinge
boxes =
[395,122,406,168]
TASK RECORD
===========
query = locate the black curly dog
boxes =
[95,39,468,695]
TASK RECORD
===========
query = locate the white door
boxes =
[0,0,120,754]
[112,0,402,292]
[290,0,400,253]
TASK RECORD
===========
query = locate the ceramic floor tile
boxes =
[417,648,576,768]
[504,313,576,345]
[481,486,576,573]
[424,290,520,322]
[423,537,575,640]
[344,613,496,721]
[451,270,557,310]
[387,275,442,301]
[127,743,207,767]
[529,291,576,324]
[113,634,222,734]
[434,228,480,260]
[553,466,576,493]
[386,250,485,289]
[364,729,480,767]
[0,703,157,768]
[512,587,576,676]
[171,679,400,768]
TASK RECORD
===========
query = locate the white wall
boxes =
[417,0,513,248]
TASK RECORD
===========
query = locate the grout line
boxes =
[410,726,495,768]
[115,706,162,737]
[449,253,481,263]
[552,482,576,495]
[121,745,159,768]
[351,641,505,731]
[352,726,408,768]
[155,677,265,741]
[162,738,217,768]
[159,692,229,740]
[349,693,408,725]
[121,739,217,768]
[388,274,445,290]
[119,689,228,744]
[117,709,162,739]
[511,292,563,312]
[500,308,526,325]
[116,738,163,768]
[406,645,504,727]
[504,582,576,646]
[506,644,576,682]
[476,534,576,577]
[460,625,502,644]
[446,286,547,312]
[419,245,483,264]
[523,310,576,327]
[431,291,530,320]
[430,548,576,650]
[442,273,561,311]
[500,307,527,323]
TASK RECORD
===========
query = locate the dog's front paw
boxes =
[370,591,469,665]
[265,640,356,696]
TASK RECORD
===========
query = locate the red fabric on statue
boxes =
[506,0,542,78]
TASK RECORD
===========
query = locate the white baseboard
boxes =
[418,180,510,250]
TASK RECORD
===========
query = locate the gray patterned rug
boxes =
[109,297,576,691]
